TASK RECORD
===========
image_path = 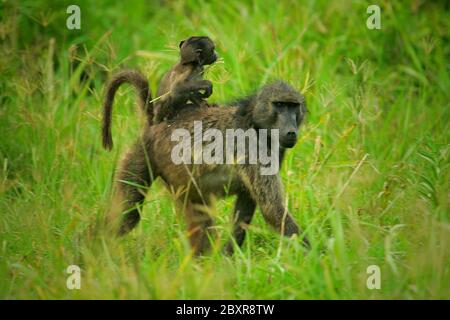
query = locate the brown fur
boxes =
[105,81,309,255]
[102,37,217,150]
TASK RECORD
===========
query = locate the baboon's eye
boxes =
[286,102,300,109]
[272,101,300,110]
[272,101,285,109]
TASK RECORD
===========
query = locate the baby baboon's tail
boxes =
[102,69,153,150]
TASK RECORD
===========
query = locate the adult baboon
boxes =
[105,81,309,255]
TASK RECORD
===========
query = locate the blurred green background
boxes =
[0,0,448,299]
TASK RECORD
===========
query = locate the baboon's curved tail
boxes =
[102,69,153,150]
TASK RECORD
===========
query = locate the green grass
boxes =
[0,0,449,299]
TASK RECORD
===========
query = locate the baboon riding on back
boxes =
[102,42,309,255]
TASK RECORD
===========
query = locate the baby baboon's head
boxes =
[179,36,217,66]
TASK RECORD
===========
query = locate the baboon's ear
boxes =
[179,40,185,48]
[180,45,201,64]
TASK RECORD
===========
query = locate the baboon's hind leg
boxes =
[225,190,256,255]
[111,141,157,235]
[184,202,215,255]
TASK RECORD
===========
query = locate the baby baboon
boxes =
[154,36,218,123]
[102,36,217,150]
[105,81,309,255]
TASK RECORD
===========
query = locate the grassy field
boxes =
[0,0,449,299]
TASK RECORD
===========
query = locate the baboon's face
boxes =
[253,84,306,149]
[180,36,217,65]
[272,100,305,148]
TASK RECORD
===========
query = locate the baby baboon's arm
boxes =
[155,79,213,122]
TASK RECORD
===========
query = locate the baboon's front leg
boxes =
[237,165,310,247]
[224,190,256,255]
[109,141,156,235]
[184,202,215,255]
